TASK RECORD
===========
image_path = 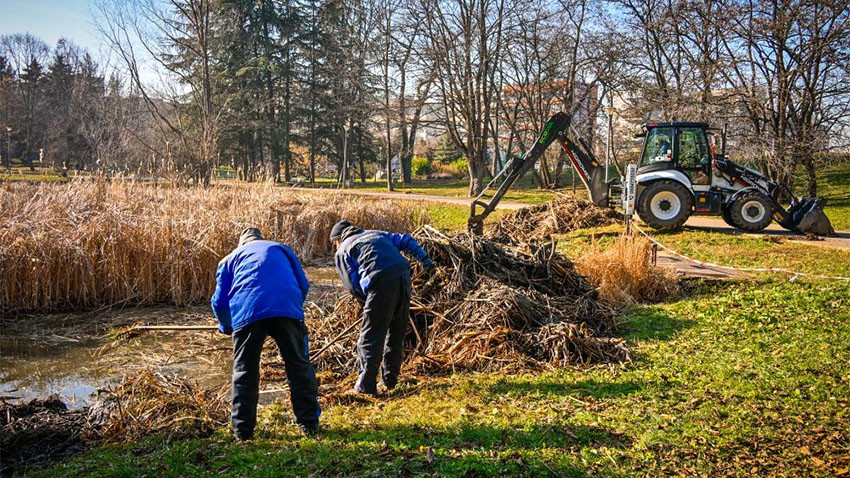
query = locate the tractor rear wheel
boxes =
[728,191,775,232]
[637,180,694,230]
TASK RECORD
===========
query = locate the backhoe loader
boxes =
[468,112,834,237]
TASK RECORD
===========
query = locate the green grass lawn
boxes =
[293,174,562,205]
[0,164,68,182]
[356,177,559,205]
[812,163,850,231]
[0,173,69,182]
[32,278,850,477]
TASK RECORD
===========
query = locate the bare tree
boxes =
[421,0,510,195]
[95,0,223,185]
[721,0,850,194]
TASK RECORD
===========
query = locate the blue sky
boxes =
[0,0,103,54]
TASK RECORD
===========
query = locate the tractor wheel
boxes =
[720,204,736,228]
[728,191,775,232]
[637,180,694,230]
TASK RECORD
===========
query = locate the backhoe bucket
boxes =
[788,197,834,236]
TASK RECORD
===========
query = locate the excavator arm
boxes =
[468,112,614,233]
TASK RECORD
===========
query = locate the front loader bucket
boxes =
[788,197,835,236]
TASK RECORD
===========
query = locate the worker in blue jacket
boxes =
[211,227,320,440]
[329,220,434,395]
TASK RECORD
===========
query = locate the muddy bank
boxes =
[1,396,89,474]
[1,371,228,476]
[0,270,341,474]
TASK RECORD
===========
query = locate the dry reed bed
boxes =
[0,180,425,313]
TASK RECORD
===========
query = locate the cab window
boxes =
[640,127,674,167]
[677,128,710,168]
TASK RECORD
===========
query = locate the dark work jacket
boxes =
[334,228,431,300]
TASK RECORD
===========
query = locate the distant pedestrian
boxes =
[211,227,321,440]
[329,220,434,395]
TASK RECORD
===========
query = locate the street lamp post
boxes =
[5,126,11,174]
[340,124,349,189]
[603,103,615,184]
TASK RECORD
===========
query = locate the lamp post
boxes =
[603,104,615,183]
[339,124,349,188]
[5,126,11,174]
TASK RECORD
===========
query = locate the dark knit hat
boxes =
[239,227,263,247]
[329,220,352,241]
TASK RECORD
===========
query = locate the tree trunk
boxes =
[804,157,817,197]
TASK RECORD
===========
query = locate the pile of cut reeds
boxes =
[311,227,629,376]
[0,179,425,312]
[1,372,228,474]
[88,370,228,442]
[488,193,620,243]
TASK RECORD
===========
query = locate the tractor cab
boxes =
[637,122,714,187]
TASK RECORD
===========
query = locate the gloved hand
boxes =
[422,260,436,278]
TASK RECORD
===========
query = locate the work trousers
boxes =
[231,318,320,439]
[354,274,411,394]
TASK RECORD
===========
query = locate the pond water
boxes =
[0,267,341,408]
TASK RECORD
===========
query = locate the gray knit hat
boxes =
[329,220,352,241]
[239,227,263,247]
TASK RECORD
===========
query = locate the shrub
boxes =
[576,234,680,307]
[451,158,468,176]
[411,156,432,177]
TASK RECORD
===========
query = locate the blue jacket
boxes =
[211,240,309,334]
[334,228,432,300]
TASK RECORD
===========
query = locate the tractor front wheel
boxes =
[637,180,694,230]
[728,192,775,232]
[721,204,736,228]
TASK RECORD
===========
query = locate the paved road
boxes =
[683,216,850,250]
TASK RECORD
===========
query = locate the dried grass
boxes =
[576,234,680,307]
[87,370,228,442]
[0,179,425,312]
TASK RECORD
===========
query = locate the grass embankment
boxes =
[33,277,849,477]
[357,177,558,205]
[299,175,561,205]
[557,224,850,278]
[812,163,850,231]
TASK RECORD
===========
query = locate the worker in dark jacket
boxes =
[329,220,434,395]
[211,227,321,440]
